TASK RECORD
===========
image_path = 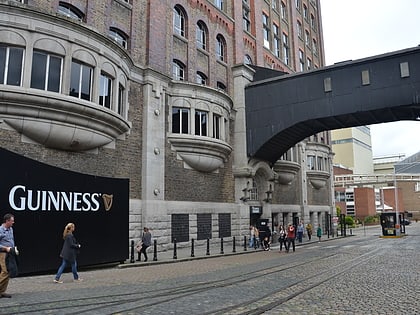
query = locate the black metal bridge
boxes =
[245,46,420,164]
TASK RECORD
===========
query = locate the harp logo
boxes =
[102,194,113,211]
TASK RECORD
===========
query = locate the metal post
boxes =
[232,236,236,253]
[220,237,224,254]
[130,240,135,263]
[244,235,247,251]
[153,239,157,261]
[173,238,177,259]
[191,238,195,257]
[206,238,210,255]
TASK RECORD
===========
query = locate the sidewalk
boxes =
[118,231,348,269]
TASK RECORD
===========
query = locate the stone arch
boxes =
[33,38,66,55]
[0,30,26,46]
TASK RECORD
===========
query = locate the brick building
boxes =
[0,0,333,249]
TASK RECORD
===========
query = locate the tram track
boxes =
[1,235,385,314]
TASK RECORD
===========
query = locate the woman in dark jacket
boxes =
[53,223,82,283]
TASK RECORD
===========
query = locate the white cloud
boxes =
[321,0,420,157]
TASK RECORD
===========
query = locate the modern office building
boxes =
[0,0,333,250]
[331,126,374,175]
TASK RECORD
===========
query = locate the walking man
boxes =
[286,223,296,253]
[0,214,16,298]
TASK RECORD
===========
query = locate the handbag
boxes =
[135,241,142,253]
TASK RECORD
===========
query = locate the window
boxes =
[249,179,258,201]
[299,50,304,72]
[307,57,312,70]
[172,107,189,134]
[216,35,226,62]
[272,0,278,10]
[303,4,308,20]
[312,38,317,54]
[213,114,221,139]
[217,81,226,91]
[173,6,186,37]
[243,4,251,32]
[297,21,302,38]
[0,46,24,86]
[295,0,301,10]
[273,24,280,57]
[196,72,207,85]
[311,14,316,30]
[172,60,185,81]
[196,21,207,50]
[307,155,315,170]
[305,30,310,47]
[99,72,112,109]
[415,182,420,192]
[58,2,84,21]
[282,33,289,65]
[117,84,124,115]
[244,55,253,64]
[31,51,62,92]
[109,28,128,49]
[281,1,287,20]
[69,60,92,101]
[214,0,223,10]
[317,156,323,171]
[263,14,270,48]
[195,110,208,136]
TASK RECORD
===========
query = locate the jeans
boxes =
[55,259,79,280]
[297,231,303,243]
[286,237,295,252]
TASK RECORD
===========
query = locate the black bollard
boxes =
[173,238,177,259]
[191,238,195,257]
[206,238,210,255]
[220,237,224,254]
[233,236,236,253]
[130,240,135,263]
[244,235,247,251]
[153,239,157,261]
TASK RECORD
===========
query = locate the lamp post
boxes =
[394,166,400,236]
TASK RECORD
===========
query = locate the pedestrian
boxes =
[278,225,287,252]
[249,226,255,248]
[0,214,17,298]
[286,223,296,253]
[139,227,152,262]
[254,227,260,249]
[317,224,322,242]
[53,223,82,283]
[306,223,312,241]
[297,221,304,243]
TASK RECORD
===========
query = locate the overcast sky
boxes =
[320,0,420,158]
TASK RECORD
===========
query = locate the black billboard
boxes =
[0,148,129,275]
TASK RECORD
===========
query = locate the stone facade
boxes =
[0,0,334,251]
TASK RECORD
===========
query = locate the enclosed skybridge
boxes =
[245,46,420,164]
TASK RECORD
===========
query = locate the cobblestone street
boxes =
[1,223,419,314]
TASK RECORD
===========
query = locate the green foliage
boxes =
[345,216,355,228]
[336,206,341,217]
[363,215,379,224]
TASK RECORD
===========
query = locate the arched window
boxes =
[58,2,84,21]
[196,21,207,50]
[196,72,207,85]
[172,60,185,81]
[173,5,186,37]
[217,81,226,91]
[244,55,252,65]
[109,28,128,49]
[216,34,226,62]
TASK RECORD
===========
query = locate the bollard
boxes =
[191,238,195,257]
[153,239,157,261]
[220,237,224,254]
[232,236,236,253]
[206,238,210,255]
[350,228,353,235]
[173,238,177,259]
[244,235,247,251]
[130,240,135,263]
